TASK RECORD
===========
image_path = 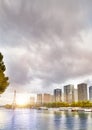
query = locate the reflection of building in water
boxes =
[30,97,35,105]
[78,83,88,101]
[64,85,74,103]
[89,86,92,102]
[78,112,88,130]
[54,89,62,102]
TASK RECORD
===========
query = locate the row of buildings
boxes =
[36,83,92,105]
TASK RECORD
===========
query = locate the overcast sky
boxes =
[0,0,92,96]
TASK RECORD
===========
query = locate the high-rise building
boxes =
[37,93,53,104]
[50,95,54,103]
[54,89,62,102]
[30,97,35,105]
[42,93,51,104]
[37,94,42,105]
[64,84,74,103]
[74,89,78,102]
[77,83,87,101]
[61,93,64,102]
[89,86,92,102]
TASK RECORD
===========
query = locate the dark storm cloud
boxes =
[0,0,92,91]
[0,0,89,45]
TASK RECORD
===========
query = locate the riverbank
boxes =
[3,104,92,112]
[36,107,92,112]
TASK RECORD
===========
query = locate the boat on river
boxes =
[84,109,92,112]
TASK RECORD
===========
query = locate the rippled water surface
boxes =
[0,108,92,130]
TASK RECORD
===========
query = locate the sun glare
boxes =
[16,94,28,106]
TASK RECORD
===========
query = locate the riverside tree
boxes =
[0,52,9,94]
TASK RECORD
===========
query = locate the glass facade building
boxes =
[54,89,62,102]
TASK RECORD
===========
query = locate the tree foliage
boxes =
[0,52,9,94]
[40,101,92,108]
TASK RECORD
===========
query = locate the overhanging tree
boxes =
[0,52,9,94]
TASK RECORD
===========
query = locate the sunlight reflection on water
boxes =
[0,108,92,130]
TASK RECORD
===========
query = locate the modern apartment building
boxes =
[74,89,78,102]
[54,89,62,102]
[89,86,92,102]
[30,97,35,105]
[64,84,74,103]
[42,93,52,104]
[37,94,42,105]
[77,83,88,101]
[37,93,53,104]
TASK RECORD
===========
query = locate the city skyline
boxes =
[36,82,91,104]
[0,81,92,105]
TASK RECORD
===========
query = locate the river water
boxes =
[0,108,92,130]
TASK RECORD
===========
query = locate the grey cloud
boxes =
[7,54,32,86]
[4,38,92,91]
[29,42,92,83]
[0,0,90,46]
[0,0,92,92]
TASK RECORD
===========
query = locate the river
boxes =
[0,108,92,130]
